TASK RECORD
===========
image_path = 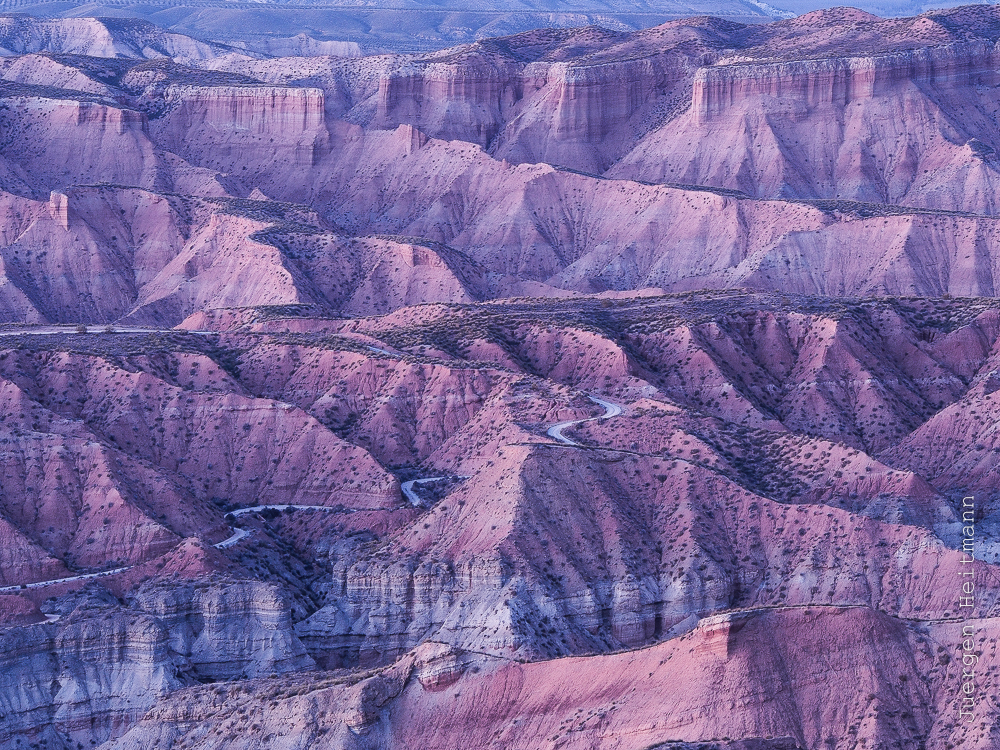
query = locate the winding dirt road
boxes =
[546,396,624,446]
[1,393,625,591]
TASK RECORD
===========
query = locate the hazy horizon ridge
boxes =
[1,0,995,52]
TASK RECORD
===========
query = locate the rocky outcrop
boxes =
[0,580,311,749]
[151,85,329,191]
[297,437,995,667]
[0,95,160,197]
[692,42,1000,124]
[0,605,182,748]
[105,607,997,750]
[492,51,696,171]
[614,33,1000,211]
[369,42,697,172]
[374,58,519,147]
[133,580,314,680]
[296,553,518,667]
[161,85,325,141]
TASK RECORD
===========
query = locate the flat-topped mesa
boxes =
[525,55,691,145]
[693,41,1000,124]
[163,85,326,137]
[374,61,518,147]
[373,51,694,169]
[5,95,147,136]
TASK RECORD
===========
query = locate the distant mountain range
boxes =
[1,0,989,53]
[0,0,783,53]
[0,0,976,54]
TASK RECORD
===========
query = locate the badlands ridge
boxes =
[0,7,997,750]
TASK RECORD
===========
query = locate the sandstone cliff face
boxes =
[152,85,328,180]
[614,40,1000,212]
[358,31,700,173]
[289,7,1000,213]
[691,42,1000,124]
[157,85,324,153]
[0,606,182,749]
[491,52,697,172]
[0,95,160,198]
[374,58,520,148]
[0,580,311,750]
[299,441,994,666]
[162,86,325,136]
[132,580,315,680]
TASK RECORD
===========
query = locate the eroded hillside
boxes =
[0,294,997,749]
[0,8,998,750]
